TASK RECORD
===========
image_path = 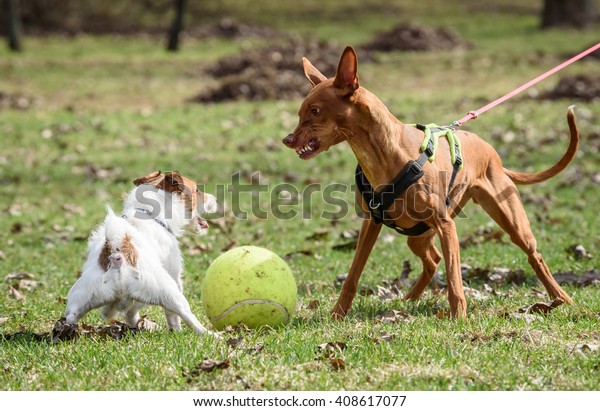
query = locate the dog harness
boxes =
[121,208,174,236]
[355,124,463,236]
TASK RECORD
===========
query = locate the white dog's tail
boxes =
[101,206,139,269]
[103,206,129,244]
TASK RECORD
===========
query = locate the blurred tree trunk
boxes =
[541,0,597,29]
[3,0,22,51]
[166,0,186,51]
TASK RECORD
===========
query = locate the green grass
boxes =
[1,0,599,391]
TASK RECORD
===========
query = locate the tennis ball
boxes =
[201,246,297,330]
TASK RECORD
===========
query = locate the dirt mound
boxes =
[193,39,344,102]
[361,23,470,52]
[543,74,600,102]
[190,17,281,40]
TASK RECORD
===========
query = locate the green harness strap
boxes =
[410,123,464,169]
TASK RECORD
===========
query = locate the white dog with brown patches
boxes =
[65,171,217,336]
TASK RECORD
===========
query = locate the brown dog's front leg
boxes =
[332,217,382,319]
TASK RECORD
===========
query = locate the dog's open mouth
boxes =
[196,217,209,235]
[295,138,320,159]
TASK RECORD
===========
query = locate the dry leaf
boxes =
[189,243,211,255]
[463,286,487,301]
[371,331,397,344]
[462,332,491,344]
[574,343,599,354]
[315,342,347,359]
[227,336,244,348]
[340,229,359,239]
[328,358,346,370]
[221,240,237,252]
[518,298,564,314]
[359,288,375,296]
[197,358,231,373]
[5,272,35,282]
[284,249,314,260]
[0,317,8,326]
[96,321,135,339]
[307,300,320,310]
[305,230,330,241]
[8,286,24,301]
[136,316,158,331]
[16,279,40,291]
[435,310,448,319]
[332,240,357,251]
[376,310,412,324]
[51,318,79,342]
[62,203,84,215]
[460,227,504,249]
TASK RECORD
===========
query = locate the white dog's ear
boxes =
[133,170,162,186]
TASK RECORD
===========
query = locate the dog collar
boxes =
[121,208,174,236]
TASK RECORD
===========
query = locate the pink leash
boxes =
[451,42,600,127]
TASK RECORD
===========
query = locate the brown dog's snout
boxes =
[283,134,297,147]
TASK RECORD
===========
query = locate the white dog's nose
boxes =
[200,193,218,215]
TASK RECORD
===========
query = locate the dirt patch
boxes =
[361,23,471,52]
[192,39,345,103]
[190,17,281,40]
[0,91,38,111]
[542,74,600,102]
[192,22,471,103]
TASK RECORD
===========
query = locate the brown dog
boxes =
[283,46,578,319]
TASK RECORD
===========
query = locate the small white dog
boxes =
[65,170,217,336]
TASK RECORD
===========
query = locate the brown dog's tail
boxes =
[503,106,579,185]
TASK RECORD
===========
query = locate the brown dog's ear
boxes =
[163,171,184,193]
[303,57,327,87]
[333,46,359,96]
[133,171,162,186]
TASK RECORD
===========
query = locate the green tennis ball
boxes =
[201,246,297,330]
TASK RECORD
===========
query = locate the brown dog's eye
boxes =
[311,107,320,115]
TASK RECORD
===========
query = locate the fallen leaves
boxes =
[315,342,347,371]
[1,316,162,344]
[460,227,505,249]
[553,270,600,287]
[375,310,413,324]
[183,358,231,380]
[573,343,599,354]
[518,298,565,315]
[5,272,42,301]
[463,266,526,286]
[504,298,565,322]
[226,336,264,354]
[370,331,397,344]
[8,286,24,301]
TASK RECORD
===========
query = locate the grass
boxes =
[1,0,599,391]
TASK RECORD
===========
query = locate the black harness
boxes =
[355,124,463,236]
